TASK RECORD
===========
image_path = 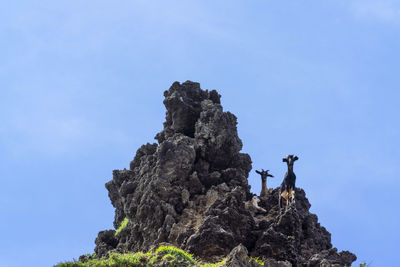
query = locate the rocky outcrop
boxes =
[94,81,356,266]
[225,244,255,267]
[250,189,356,266]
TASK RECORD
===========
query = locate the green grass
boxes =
[115,218,129,236]
[55,251,152,267]
[55,245,210,267]
[249,256,264,265]
[199,258,227,267]
[154,245,196,265]
[55,244,363,267]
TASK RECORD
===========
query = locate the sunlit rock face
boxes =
[94,81,356,266]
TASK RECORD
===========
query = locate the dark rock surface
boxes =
[251,189,356,266]
[94,81,356,266]
[225,244,259,267]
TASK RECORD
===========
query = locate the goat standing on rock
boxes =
[255,169,274,197]
[279,155,299,212]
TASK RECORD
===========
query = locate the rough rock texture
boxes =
[250,189,356,266]
[225,244,259,267]
[94,81,356,267]
[264,258,292,267]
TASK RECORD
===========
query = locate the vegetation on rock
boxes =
[115,218,128,236]
[55,245,227,267]
[59,81,357,267]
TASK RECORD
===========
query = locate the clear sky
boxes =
[1,1,399,266]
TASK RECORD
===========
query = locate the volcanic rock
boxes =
[225,244,258,267]
[94,81,356,266]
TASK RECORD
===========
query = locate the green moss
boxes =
[115,217,129,236]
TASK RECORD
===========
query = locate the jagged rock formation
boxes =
[251,189,356,266]
[94,81,356,266]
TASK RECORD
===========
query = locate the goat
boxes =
[279,155,298,212]
[255,169,274,197]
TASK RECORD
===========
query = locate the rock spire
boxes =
[94,81,356,266]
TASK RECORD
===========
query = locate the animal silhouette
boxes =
[279,155,298,212]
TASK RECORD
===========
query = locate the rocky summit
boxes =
[93,81,356,267]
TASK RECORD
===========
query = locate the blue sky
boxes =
[1,1,399,266]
